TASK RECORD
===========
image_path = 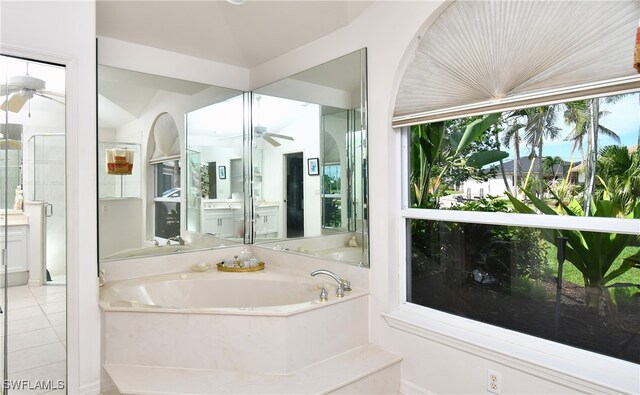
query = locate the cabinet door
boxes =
[201,212,220,235]
[219,215,234,237]
[1,226,27,272]
[255,207,278,236]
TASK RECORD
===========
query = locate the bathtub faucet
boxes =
[167,235,185,245]
[310,269,351,293]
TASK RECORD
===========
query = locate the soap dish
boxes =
[216,262,265,272]
[190,262,211,272]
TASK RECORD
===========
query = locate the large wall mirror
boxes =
[97,48,368,266]
[98,65,245,260]
[251,48,369,266]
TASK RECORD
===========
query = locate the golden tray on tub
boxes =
[216,261,265,272]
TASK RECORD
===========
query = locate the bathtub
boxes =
[100,269,368,374]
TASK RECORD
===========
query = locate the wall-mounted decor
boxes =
[307,157,319,176]
[218,165,227,179]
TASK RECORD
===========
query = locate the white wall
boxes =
[251,2,638,394]
[4,2,635,393]
[1,1,99,392]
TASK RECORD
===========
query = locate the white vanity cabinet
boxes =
[255,206,278,237]
[0,225,28,286]
[201,208,234,237]
[200,200,244,238]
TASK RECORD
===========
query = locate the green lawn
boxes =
[544,242,640,286]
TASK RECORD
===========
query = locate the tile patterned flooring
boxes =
[1,285,66,394]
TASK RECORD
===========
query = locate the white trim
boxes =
[401,207,640,235]
[400,379,435,395]
[384,307,640,395]
[0,44,79,393]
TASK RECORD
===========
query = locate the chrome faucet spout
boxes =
[310,269,351,292]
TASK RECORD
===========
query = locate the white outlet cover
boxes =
[487,369,501,394]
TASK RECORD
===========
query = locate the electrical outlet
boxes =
[487,369,501,394]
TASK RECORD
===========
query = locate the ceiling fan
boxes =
[254,125,294,147]
[253,96,294,147]
[1,72,64,114]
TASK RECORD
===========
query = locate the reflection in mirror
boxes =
[98,65,244,261]
[185,94,245,243]
[252,48,368,266]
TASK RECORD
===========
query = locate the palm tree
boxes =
[520,106,561,197]
[501,117,524,196]
[562,100,590,162]
[562,97,623,213]
[542,156,563,179]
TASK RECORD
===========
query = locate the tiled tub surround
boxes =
[99,247,396,394]
[100,251,370,371]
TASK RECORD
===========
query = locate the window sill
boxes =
[382,304,639,394]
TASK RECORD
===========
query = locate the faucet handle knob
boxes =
[319,287,328,302]
[336,285,345,298]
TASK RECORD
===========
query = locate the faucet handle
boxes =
[336,284,345,298]
[319,287,328,302]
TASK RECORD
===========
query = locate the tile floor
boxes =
[0,285,66,394]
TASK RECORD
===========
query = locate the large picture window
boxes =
[403,91,640,363]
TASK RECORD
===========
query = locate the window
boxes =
[154,159,180,239]
[403,92,640,363]
[322,163,341,228]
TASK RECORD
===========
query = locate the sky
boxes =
[501,93,639,162]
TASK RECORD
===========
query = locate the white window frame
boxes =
[389,90,640,394]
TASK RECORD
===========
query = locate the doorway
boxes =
[1,54,67,388]
[285,152,304,237]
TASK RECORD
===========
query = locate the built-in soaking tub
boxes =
[100,269,368,375]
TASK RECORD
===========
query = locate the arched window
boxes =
[397,1,640,365]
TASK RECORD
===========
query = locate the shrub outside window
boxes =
[403,92,640,363]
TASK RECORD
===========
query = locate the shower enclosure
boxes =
[27,134,66,284]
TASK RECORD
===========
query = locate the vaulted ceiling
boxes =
[96,1,373,68]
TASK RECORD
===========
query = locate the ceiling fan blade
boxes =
[265,133,294,141]
[33,92,65,105]
[263,135,281,147]
[40,90,65,98]
[1,94,29,113]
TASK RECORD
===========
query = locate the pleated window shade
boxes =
[393,1,640,127]
[148,112,180,164]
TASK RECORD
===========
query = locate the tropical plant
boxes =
[522,106,562,196]
[562,98,622,213]
[595,145,640,216]
[542,156,564,179]
[409,113,507,208]
[506,188,640,316]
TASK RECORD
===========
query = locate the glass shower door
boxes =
[30,134,66,284]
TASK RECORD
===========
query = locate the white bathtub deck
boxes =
[103,344,401,394]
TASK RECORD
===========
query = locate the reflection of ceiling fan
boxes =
[254,125,294,147]
[253,96,294,147]
[1,73,64,114]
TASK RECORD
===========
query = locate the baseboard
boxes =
[28,279,43,287]
[79,380,101,395]
[400,379,435,394]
